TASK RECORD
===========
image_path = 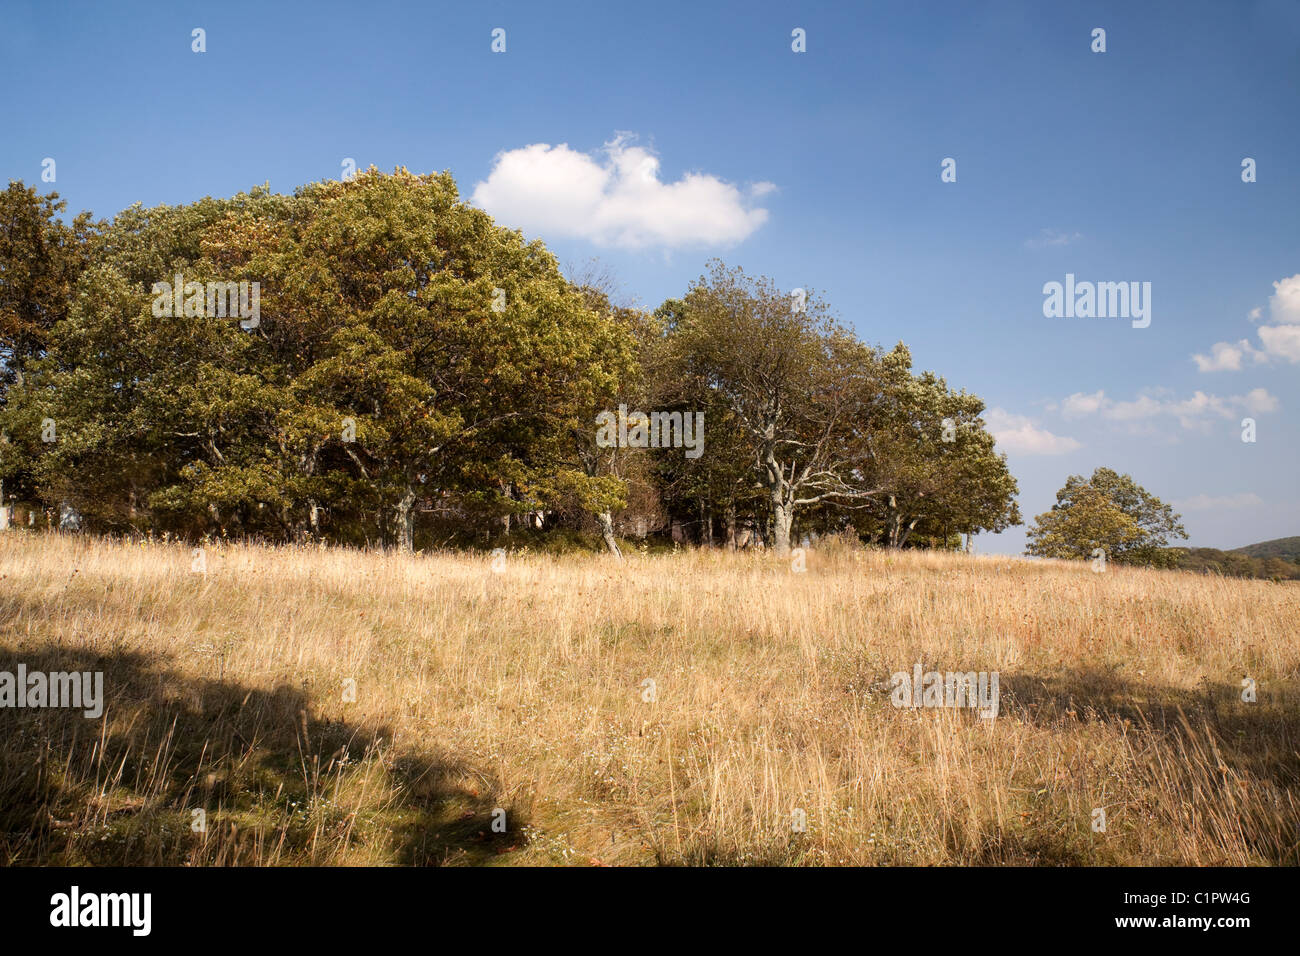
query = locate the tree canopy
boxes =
[1025,467,1187,567]
[1,174,1020,555]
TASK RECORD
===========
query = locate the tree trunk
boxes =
[699,498,715,547]
[725,502,737,551]
[395,488,417,552]
[772,495,793,556]
[886,495,908,549]
[596,510,622,560]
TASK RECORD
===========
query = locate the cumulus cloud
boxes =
[1173,492,1263,512]
[1257,322,1300,363]
[1270,273,1300,323]
[985,408,1082,455]
[1193,273,1300,370]
[1191,339,1263,372]
[470,134,771,249]
[1058,387,1277,431]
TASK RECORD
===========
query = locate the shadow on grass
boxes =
[998,667,1300,864]
[0,644,528,865]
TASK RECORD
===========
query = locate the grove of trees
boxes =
[1177,546,1300,581]
[0,170,1021,555]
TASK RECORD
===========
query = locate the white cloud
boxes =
[1271,273,1300,324]
[1257,323,1300,363]
[985,408,1082,455]
[1024,229,1082,249]
[470,134,771,249]
[1173,492,1263,512]
[1058,387,1278,431]
[1191,339,1264,372]
[1194,273,1300,369]
[1241,386,1281,413]
[1060,390,1106,417]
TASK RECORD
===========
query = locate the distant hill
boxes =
[1177,537,1300,581]
[1230,536,1300,562]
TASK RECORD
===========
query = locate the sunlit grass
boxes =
[2,531,1296,865]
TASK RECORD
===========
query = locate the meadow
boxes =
[1,532,1296,866]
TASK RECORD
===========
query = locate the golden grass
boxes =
[1,531,1297,865]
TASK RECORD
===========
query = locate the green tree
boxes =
[853,347,1020,548]
[649,297,762,548]
[0,183,97,512]
[668,262,886,555]
[5,170,636,551]
[3,186,290,535]
[1026,468,1186,567]
[0,183,96,396]
[525,283,644,557]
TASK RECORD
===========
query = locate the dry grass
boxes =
[1,531,1297,866]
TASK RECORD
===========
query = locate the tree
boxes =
[667,263,886,555]
[852,347,1020,548]
[2,177,1022,561]
[1026,468,1186,567]
[3,185,295,536]
[0,183,97,512]
[4,170,636,551]
[649,297,762,548]
[0,183,96,396]
[1262,556,1298,581]
[527,283,644,558]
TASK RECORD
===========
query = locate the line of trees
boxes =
[0,170,1021,555]
[1177,547,1300,581]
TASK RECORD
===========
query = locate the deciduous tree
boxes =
[1026,468,1185,567]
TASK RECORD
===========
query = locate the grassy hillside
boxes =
[1232,536,1300,562]
[2,533,1297,866]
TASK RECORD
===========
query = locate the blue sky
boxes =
[4,0,1298,553]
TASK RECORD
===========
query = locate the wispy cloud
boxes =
[1024,229,1082,250]
[985,408,1081,455]
[1058,387,1277,431]
[471,133,771,249]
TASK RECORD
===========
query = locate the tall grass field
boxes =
[2,532,1296,866]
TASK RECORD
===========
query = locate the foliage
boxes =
[1026,467,1186,567]
[2,178,1022,555]
[1177,547,1300,581]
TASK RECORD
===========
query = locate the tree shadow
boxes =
[997,666,1300,864]
[0,643,529,865]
